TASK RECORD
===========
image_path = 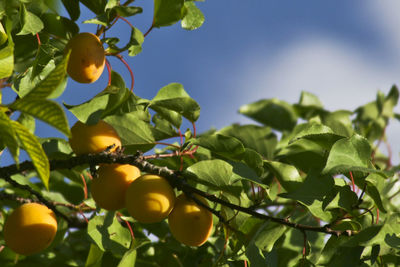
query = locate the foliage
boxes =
[0,0,400,266]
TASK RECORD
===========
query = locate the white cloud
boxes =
[243,35,399,111]
[234,2,400,161]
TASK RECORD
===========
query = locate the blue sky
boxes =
[2,0,400,165]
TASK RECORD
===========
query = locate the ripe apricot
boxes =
[91,164,141,210]
[65,32,105,83]
[3,203,57,255]
[125,174,175,223]
[168,194,213,246]
[68,120,121,155]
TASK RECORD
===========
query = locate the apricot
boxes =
[68,120,121,155]
[168,194,213,246]
[91,164,141,210]
[65,32,105,83]
[125,174,175,223]
[3,203,57,255]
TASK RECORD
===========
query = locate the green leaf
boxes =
[87,212,132,255]
[80,0,107,15]
[0,22,7,45]
[0,19,13,79]
[185,159,233,188]
[276,138,327,172]
[64,94,109,123]
[280,170,335,221]
[17,4,44,36]
[298,91,323,108]
[365,173,387,213]
[263,160,303,192]
[85,244,103,267]
[151,106,182,128]
[16,60,56,98]
[104,113,156,153]
[218,124,277,159]
[0,110,19,163]
[41,13,79,39]
[344,213,400,247]
[153,0,185,27]
[114,6,143,18]
[254,223,287,252]
[322,185,358,212]
[239,98,298,131]
[11,121,50,189]
[10,99,70,137]
[322,110,354,137]
[151,83,200,122]
[126,26,144,57]
[61,0,80,21]
[17,113,35,134]
[24,54,69,99]
[370,244,380,265]
[379,85,399,118]
[105,0,119,10]
[117,248,136,267]
[181,2,204,30]
[326,246,365,267]
[317,236,354,265]
[64,76,142,124]
[322,134,376,175]
[189,134,245,159]
[290,122,344,149]
[117,239,149,267]
[240,148,265,177]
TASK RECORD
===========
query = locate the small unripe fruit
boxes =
[3,203,58,255]
[125,174,175,223]
[68,120,121,155]
[91,164,141,210]
[168,194,213,246]
[65,32,105,83]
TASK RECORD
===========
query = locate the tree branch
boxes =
[0,151,356,237]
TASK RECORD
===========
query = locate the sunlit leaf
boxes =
[11,121,50,189]
[181,2,204,30]
[17,4,44,36]
[10,99,70,137]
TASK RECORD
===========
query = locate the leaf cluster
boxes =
[0,1,400,266]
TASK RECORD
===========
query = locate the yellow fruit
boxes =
[168,194,213,246]
[65,32,105,83]
[125,174,175,223]
[68,120,121,155]
[3,203,58,255]
[91,164,141,210]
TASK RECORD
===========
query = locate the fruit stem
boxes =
[117,212,135,240]
[118,16,134,29]
[144,23,154,38]
[78,211,89,224]
[376,208,380,224]
[105,59,112,86]
[80,174,88,199]
[36,33,41,46]
[192,122,197,138]
[349,171,355,192]
[302,230,307,259]
[116,54,134,91]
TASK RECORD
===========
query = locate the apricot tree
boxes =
[0,0,400,266]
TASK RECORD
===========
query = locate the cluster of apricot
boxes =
[2,32,212,257]
[0,32,101,256]
[69,120,214,247]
